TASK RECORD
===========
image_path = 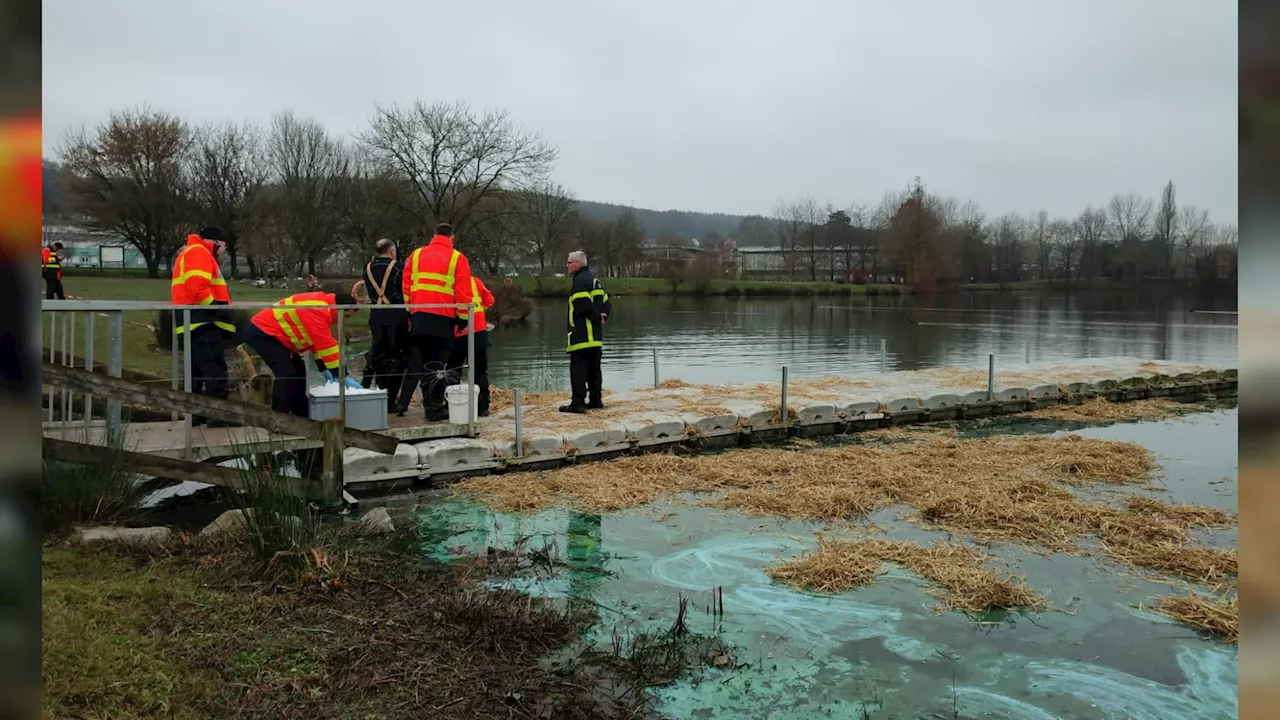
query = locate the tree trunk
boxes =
[142,248,161,279]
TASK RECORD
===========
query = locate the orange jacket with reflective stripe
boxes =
[42,247,61,278]
[171,234,234,333]
[454,277,494,337]
[250,292,342,370]
[402,235,474,319]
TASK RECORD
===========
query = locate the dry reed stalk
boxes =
[767,538,1045,613]
[1149,592,1238,643]
[1123,495,1236,528]
[1027,397,1189,423]
[656,379,693,389]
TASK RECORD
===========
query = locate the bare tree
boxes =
[1030,210,1051,281]
[1192,222,1238,285]
[1152,180,1178,278]
[950,200,987,282]
[990,214,1026,282]
[1177,205,1210,281]
[887,177,948,290]
[358,100,556,232]
[1049,218,1078,281]
[190,121,267,277]
[463,193,521,275]
[58,107,195,277]
[773,200,805,279]
[263,111,351,275]
[514,180,577,274]
[1074,205,1108,280]
[793,197,824,281]
[1106,193,1153,283]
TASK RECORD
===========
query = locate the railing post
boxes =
[337,307,346,422]
[466,304,476,437]
[47,311,56,423]
[106,311,123,449]
[84,312,94,437]
[514,388,523,459]
[183,308,193,460]
[171,321,179,421]
[319,417,344,507]
[780,366,789,430]
[61,312,71,437]
[987,354,995,403]
[653,348,660,388]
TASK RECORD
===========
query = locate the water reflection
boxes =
[478,291,1238,392]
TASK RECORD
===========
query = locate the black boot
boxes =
[558,403,587,414]
[425,405,449,422]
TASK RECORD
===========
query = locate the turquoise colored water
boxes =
[414,409,1238,719]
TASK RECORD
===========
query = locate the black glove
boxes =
[453,317,469,331]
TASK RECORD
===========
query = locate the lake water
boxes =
[474,291,1239,393]
[416,408,1239,719]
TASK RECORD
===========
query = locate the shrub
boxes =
[42,440,149,537]
[722,285,742,298]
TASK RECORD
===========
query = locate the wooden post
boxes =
[318,417,344,506]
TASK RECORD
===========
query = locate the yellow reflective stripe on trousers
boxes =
[408,250,460,294]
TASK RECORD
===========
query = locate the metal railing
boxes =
[41,299,480,460]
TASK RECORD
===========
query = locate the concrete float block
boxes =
[1028,385,1061,401]
[680,411,739,434]
[882,396,923,414]
[995,387,1029,402]
[923,393,959,411]
[343,444,420,478]
[839,397,881,418]
[796,403,838,425]
[488,430,566,459]
[562,422,629,450]
[417,437,496,470]
[619,413,687,442]
[1173,373,1203,387]
[1120,376,1151,388]
[719,400,775,428]
[1065,382,1097,398]
[959,390,992,406]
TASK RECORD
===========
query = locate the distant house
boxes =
[41,223,148,270]
[737,246,788,280]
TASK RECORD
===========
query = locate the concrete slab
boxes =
[994,387,1029,402]
[1065,382,1096,398]
[417,437,495,470]
[343,444,420,478]
[619,413,687,442]
[838,396,880,418]
[959,390,991,406]
[681,411,739,433]
[1028,384,1062,401]
[922,393,959,411]
[796,403,839,425]
[563,422,628,450]
[883,396,923,413]
[720,399,775,428]
[488,431,566,459]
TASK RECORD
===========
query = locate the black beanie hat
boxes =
[199,226,224,242]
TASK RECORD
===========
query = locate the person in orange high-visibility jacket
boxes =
[171,227,236,423]
[244,290,360,418]
[448,275,495,416]
[42,242,65,299]
[393,223,475,421]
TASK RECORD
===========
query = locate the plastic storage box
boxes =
[307,385,389,431]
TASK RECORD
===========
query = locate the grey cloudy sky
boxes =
[44,0,1237,222]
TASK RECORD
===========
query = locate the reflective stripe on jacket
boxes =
[250,292,341,370]
[454,276,494,337]
[171,234,234,334]
[403,234,475,319]
[565,266,611,352]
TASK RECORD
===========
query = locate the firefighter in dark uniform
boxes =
[559,250,611,414]
[42,241,65,299]
[360,238,409,391]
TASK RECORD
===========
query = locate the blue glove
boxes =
[344,376,362,390]
[322,370,335,383]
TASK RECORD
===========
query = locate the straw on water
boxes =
[1149,591,1238,643]
[766,537,1045,613]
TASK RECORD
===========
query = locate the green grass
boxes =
[41,529,681,719]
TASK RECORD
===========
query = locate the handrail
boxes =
[41,300,477,311]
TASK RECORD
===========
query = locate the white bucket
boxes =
[444,383,480,424]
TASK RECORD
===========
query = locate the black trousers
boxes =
[569,347,603,406]
[244,324,309,418]
[394,334,454,412]
[177,323,230,401]
[43,273,65,300]
[364,316,409,391]
[448,333,490,414]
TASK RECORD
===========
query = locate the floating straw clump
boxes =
[767,538,1045,613]
[1150,591,1238,643]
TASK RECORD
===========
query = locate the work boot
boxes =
[425,405,449,423]
[586,399,605,410]
[558,403,587,414]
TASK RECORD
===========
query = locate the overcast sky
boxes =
[44,0,1237,222]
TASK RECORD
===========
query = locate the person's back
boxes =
[362,238,409,390]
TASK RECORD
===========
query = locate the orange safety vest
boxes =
[171,234,234,334]
[250,292,342,370]
[403,235,475,319]
[455,277,494,337]
[42,247,61,276]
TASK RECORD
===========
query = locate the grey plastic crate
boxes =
[307,388,389,431]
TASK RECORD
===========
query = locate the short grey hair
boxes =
[568,250,587,266]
